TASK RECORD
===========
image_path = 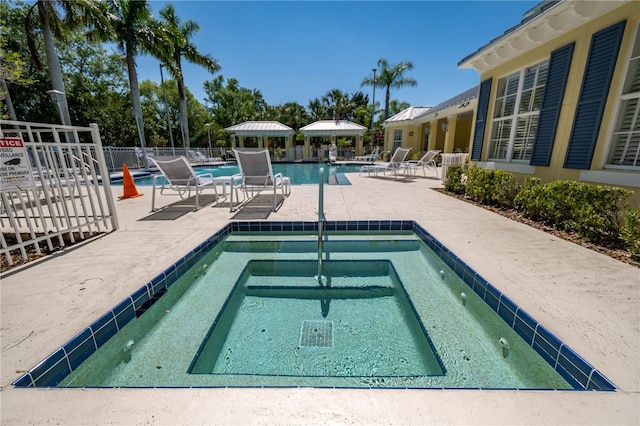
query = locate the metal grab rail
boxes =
[317,168,325,280]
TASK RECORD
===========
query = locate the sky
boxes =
[134,1,540,110]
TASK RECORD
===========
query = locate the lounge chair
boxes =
[189,150,222,164]
[355,147,380,162]
[233,148,291,212]
[148,156,218,211]
[359,147,412,178]
[404,150,441,178]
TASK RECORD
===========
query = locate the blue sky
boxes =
[135,1,540,109]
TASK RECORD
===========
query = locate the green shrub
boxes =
[444,165,465,194]
[514,180,631,243]
[464,167,517,207]
[493,170,521,208]
[515,177,547,221]
[572,185,631,242]
[621,208,640,261]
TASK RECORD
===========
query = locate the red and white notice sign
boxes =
[0,137,36,191]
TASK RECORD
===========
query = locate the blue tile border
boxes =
[411,222,615,391]
[12,221,615,391]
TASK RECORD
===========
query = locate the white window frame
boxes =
[393,129,403,150]
[605,24,640,171]
[488,60,549,163]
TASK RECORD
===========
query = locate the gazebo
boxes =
[224,121,295,160]
[299,120,367,160]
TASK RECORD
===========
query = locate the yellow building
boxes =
[459,0,639,205]
[381,86,478,159]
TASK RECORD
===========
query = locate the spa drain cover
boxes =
[299,320,333,348]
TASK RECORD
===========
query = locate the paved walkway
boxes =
[1,172,638,425]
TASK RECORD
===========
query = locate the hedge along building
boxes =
[458,0,640,206]
[381,87,478,158]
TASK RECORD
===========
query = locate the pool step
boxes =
[223,239,421,253]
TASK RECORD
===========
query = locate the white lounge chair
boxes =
[189,150,222,164]
[404,150,441,178]
[355,146,380,162]
[359,147,412,178]
[148,156,218,211]
[233,148,290,212]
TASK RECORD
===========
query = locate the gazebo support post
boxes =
[356,135,364,157]
[304,136,311,161]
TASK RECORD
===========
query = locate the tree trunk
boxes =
[125,48,146,150]
[1,79,18,121]
[384,87,391,119]
[38,1,72,128]
[176,63,190,149]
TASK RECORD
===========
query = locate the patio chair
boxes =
[189,150,222,164]
[148,156,218,211]
[359,147,412,178]
[354,146,380,162]
[404,150,441,178]
[233,148,291,212]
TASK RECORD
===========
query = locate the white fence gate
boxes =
[0,120,118,270]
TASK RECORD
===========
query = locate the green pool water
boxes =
[59,232,571,389]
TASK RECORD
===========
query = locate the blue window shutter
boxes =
[471,79,492,161]
[530,43,574,166]
[564,20,626,169]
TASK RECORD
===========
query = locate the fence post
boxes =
[91,123,119,230]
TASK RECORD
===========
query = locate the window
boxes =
[393,129,403,150]
[607,29,640,169]
[488,60,549,161]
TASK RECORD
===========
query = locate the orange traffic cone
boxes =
[118,164,143,199]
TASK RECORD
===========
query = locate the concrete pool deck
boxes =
[1,171,638,425]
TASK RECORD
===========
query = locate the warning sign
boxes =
[0,137,36,191]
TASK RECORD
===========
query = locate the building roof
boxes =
[383,86,478,126]
[224,121,294,136]
[458,0,626,72]
[425,86,478,116]
[383,107,432,124]
[299,120,367,136]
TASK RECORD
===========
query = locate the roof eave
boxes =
[458,0,627,73]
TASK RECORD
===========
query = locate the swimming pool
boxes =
[114,162,363,186]
[13,221,615,390]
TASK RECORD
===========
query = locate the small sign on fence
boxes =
[0,136,36,191]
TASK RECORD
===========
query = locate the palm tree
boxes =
[25,0,105,128]
[321,88,350,121]
[361,58,417,119]
[158,4,220,149]
[389,99,411,116]
[276,102,308,133]
[307,98,327,121]
[91,0,163,149]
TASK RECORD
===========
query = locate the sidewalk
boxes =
[1,173,638,425]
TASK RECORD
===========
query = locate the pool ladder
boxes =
[317,168,325,280]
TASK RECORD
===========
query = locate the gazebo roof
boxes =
[224,121,295,136]
[299,120,367,137]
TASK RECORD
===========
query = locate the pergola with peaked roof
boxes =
[299,120,367,160]
[224,121,295,159]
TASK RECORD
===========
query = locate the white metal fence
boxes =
[0,120,119,270]
[103,146,230,173]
